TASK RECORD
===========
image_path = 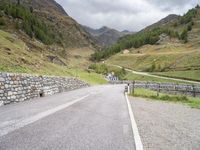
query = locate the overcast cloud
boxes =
[55,0,199,31]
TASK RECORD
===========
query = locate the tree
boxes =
[196,4,200,8]
[17,0,20,5]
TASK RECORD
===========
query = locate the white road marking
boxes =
[125,93,143,150]
[0,94,90,137]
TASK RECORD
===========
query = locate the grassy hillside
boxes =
[0,1,97,67]
[106,43,200,81]
[0,29,106,84]
[153,70,200,82]
[0,2,107,84]
[107,44,200,72]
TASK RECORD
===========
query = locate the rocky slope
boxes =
[142,14,181,32]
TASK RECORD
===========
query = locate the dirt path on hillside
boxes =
[131,50,199,55]
[130,97,200,150]
[108,64,200,84]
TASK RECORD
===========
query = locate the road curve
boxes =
[0,85,135,150]
[108,64,200,84]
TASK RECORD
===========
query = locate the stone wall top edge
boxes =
[0,72,78,79]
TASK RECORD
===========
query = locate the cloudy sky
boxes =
[55,0,199,31]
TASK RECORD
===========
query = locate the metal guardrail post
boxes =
[132,81,135,94]
[157,83,160,97]
[193,85,196,97]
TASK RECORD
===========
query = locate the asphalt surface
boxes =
[130,97,200,150]
[0,85,135,150]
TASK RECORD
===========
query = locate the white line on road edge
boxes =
[0,94,90,137]
[125,93,143,150]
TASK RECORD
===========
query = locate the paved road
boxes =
[0,85,135,150]
[108,64,200,84]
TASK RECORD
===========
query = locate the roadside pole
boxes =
[128,83,130,94]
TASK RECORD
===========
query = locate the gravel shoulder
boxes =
[129,97,200,150]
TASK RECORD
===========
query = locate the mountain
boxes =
[1,0,96,48]
[83,26,134,47]
[0,0,97,75]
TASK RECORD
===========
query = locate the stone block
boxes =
[0,77,5,82]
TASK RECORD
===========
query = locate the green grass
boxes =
[107,48,200,72]
[131,88,200,109]
[124,72,186,83]
[65,69,107,85]
[153,70,200,81]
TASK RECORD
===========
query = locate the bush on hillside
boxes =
[89,64,127,80]
[0,17,5,26]
[180,29,188,43]
[180,8,197,24]
[88,64,108,75]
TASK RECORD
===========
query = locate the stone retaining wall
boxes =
[0,73,89,105]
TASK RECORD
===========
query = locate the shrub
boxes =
[0,17,5,26]
[180,29,188,43]
[88,64,108,75]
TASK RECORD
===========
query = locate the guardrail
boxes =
[110,80,200,98]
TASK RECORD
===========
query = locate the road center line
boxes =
[125,93,143,150]
[0,94,90,137]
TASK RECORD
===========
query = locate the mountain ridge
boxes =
[82,25,134,47]
[141,14,181,32]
